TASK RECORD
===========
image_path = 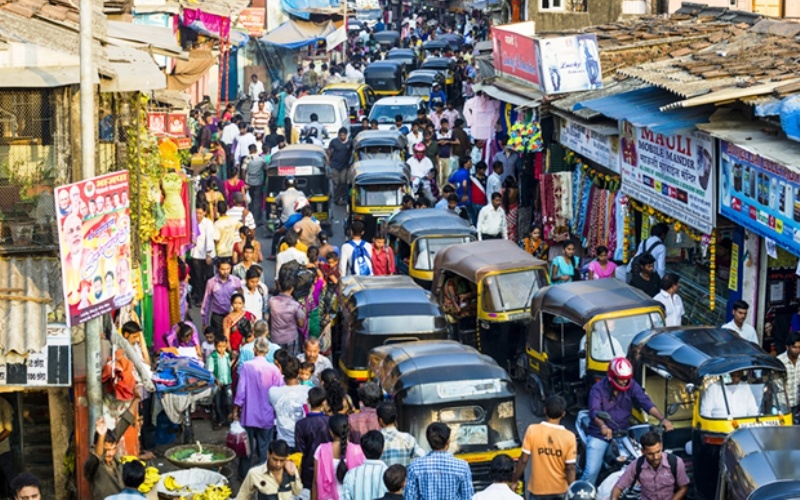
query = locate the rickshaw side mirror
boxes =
[577,349,586,358]
[597,411,612,422]
[685,383,695,395]
[667,403,680,417]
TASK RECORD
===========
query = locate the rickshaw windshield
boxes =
[482,269,547,313]
[699,370,789,420]
[356,147,401,161]
[322,90,360,107]
[590,313,664,362]
[371,105,418,124]
[414,236,472,271]
[356,184,405,206]
[294,104,336,123]
[407,85,431,96]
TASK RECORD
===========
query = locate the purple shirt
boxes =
[234,356,284,429]
[268,294,304,344]
[200,274,242,325]
[614,454,690,500]
[588,378,654,439]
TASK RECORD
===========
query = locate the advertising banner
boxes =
[0,324,71,387]
[620,121,715,233]
[558,117,619,172]
[536,34,603,95]
[491,23,540,86]
[238,7,266,36]
[719,140,800,256]
[55,171,133,327]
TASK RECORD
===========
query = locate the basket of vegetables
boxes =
[164,443,237,470]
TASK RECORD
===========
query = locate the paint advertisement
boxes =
[238,7,266,36]
[491,23,540,86]
[620,121,716,233]
[535,34,603,95]
[55,172,133,327]
[558,117,620,172]
[719,140,800,257]
[0,324,71,387]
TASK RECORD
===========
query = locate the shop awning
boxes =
[280,0,342,20]
[107,20,186,59]
[574,86,713,136]
[260,19,336,49]
[0,66,96,88]
[102,45,167,92]
[167,48,216,91]
[474,77,543,108]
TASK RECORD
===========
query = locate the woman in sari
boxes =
[502,177,520,243]
[521,225,549,260]
[222,293,256,352]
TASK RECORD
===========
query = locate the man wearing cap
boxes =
[428,82,447,110]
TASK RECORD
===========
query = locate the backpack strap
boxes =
[630,453,680,493]
[645,239,663,254]
[631,456,645,490]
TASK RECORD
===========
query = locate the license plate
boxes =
[277,166,313,176]
[738,420,781,428]
[314,212,328,221]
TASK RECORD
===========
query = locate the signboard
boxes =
[147,113,166,135]
[238,7,266,36]
[728,242,739,291]
[558,117,619,172]
[491,23,540,86]
[0,324,71,387]
[55,172,133,327]
[719,140,800,257]
[175,137,192,150]
[536,34,602,94]
[167,113,187,136]
[620,121,715,233]
[326,26,347,51]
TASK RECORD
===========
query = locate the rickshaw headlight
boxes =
[497,401,514,419]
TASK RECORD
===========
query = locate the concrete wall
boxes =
[663,0,752,13]
[528,0,621,32]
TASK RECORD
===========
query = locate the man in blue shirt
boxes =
[105,460,146,499]
[448,157,471,207]
[405,423,473,499]
[428,82,447,109]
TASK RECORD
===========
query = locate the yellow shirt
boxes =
[279,240,308,254]
[521,422,577,495]
[213,215,242,258]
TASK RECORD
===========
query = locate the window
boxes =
[356,184,404,206]
[540,0,587,11]
[293,104,335,123]
[540,0,563,10]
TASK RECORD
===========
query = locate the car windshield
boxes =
[699,370,789,420]
[356,184,405,206]
[370,104,417,124]
[414,236,472,271]
[590,313,664,362]
[482,269,548,313]
[293,104,336,123]
[407,85,430,96]
[322,90,359,108]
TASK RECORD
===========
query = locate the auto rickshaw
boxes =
[386,48,419,72]
[364,60,405,97]
[321,82,376,124]
[716,426,800,500]
[367,340,521,492]
[439,33,463,52]
[628,326,790,499]
[352,130,407,162]
[524,279,665,416]
[265,144,331,230]
[421,57,456,87]
[405,70,447,102]
[422,39,448,58]
[386,208,476,289]
[346,160,411,240]
[431,240,549,376]
[373,30,401,51]
[337,275,447,393]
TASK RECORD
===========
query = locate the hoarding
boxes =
[0,324,71,387]
[491,23,540,86]
[536,34,603,94]
[558,117,619,172]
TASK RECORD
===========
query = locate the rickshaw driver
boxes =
[582,357,674,486]
[578,319,624,379]
[301,113,329,143]
[442,275,476,318]
[698,370,759,419]
[269,177,305,260]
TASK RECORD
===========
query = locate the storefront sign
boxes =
[728,242,739,291]
[558,117,619,172]
[147,113,166,135]
[55,172,133,327]
[238,7,266,36]
[0,324,71,387]
[167,113,187,136]
[491,23,540,86]
[174,137,192,150]
[620,121,715,233]
[535,34,602,95]
[719,140,800,257]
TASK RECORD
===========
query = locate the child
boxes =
[207,336,232,430]
[299,361,315,387]
[176,322,203,361]
[201,326,216,361]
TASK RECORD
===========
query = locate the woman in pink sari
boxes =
[587,245,617,280]
[313,415,364,500]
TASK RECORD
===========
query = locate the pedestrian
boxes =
[104,460,146,500]
[722,300,758,343]
[476,193,507,240]
[512,396,576,499]
[275,230,309,281]
[213,201,242,262]
[655,273,685,327]
[240,266,269,321]
[422,131,439,173]
[393,114,410,135]
[201,326,216,361]
[443,102,462,132]
[445,194,469,221]
[340,221,373,276]
[189,202,215,305]
[297,338,333,387]
[251,100,272,135]
[375,464,406,500]
[588,245,617,280]
[473,455,519,500]
[448,157,471,206]
[371,232,396,275]
[778,331,800,419]
[313,415,366,500]
[404,422,473,499]
[10,472,41,500]
[349,381,382,443]
[406,121,424,154]
[235,320,257,378]
[233,337,284,480]
[84,417,129,500]
[221,115,241,167]
[233,123,257,167]
[377,402,424,467]
[492,142,519,184]
[630,222,668,279]
[207,336,233,430]
[342,431,388,500]
[486,161,503,198]
[223,293,256,352]
[435,119,456,188]
[295,387,330,495]
[243,145,268,224]
[268,356,311,451]
[407,142,435,181]
[236,439,303,500]
[522,225,549,260]
[268,274,305,356]
[321,369,354,415]
[629,253,660,298]
[611,431,689,500]
[227,191,256,231]
[429,102,446,131]
[250,74,265,102]
[201,260,242,335]
[465,160,487,224]
[232,243,258,280]
[294,205,321,249]
[550,241,579,285]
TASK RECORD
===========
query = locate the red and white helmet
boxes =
[607,357,633,392]
[413,142,426,153]
[294,196,310,212]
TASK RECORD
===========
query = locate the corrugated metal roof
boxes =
[474,77,544,107]
[574,86,713,136]
[550,79,649,120]
[696,120,800,176]
[0,257,63,357]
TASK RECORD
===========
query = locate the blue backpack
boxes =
[349,240,372,276]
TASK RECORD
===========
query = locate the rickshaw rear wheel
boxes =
[528,381,545,418]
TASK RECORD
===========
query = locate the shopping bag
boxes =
[226,420,250,457]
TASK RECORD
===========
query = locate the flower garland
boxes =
[621,195,630,263]
[564,151,621,191]
[508,119,543,153]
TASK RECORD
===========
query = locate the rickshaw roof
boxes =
[267,145,327,169]
[421,57,455,69]
[387,208,475,242]
[339,275,441,318]
[629,327,785,382]
[531,279,663,326]
[407,70,444,85]
[352,161,410,184]
[351,159,408,171]
[423,40,448,50]
[438,33,463,48]
[322,82,370,91]
[364,60,405,73]
[721,427,800,497]
[352,130,408,149]
[433,239,547,284]
[387,48,416,58]
[373,30,400,40]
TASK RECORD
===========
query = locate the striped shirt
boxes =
[342,459,387,500]
[778,351,800,408]
[380,426,425,467]
[404,451,474,500]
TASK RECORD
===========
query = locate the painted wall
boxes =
[527,0,620,32]
[663,0,752,13]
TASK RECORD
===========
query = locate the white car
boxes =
[368,96,425,131]
[291,95,351,147]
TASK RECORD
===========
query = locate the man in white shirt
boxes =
[189,203,216,304]
[405,121,424,154]
[268,356,310,448]
[486,161,503,199]
[233,123,257,166]
[406,142,434,180]
[479,456,532,500]
[654,273,685,327]
[699,370,759,419]
[249,74,265,102]
[221,116,241,149]
[778,331,800,415]
[340,221,373,276]
[275,230,309,281]
[226,192,256,230]
[722,300,758,344]
[476,192,507,240]
[630,223,669,279]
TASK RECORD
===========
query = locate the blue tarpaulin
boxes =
[755,96,800,143]
[260,19,336,49]
[280,0,340,19]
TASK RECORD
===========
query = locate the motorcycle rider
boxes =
[581,357,673,486]
[268,177,305,260]
[301,113,329,145]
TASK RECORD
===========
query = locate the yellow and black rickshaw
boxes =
[386,48,419,72]
[337,275,447,392]
[321,82,376,124]
[373,30,401,51]
[386,208,476,289]
[431,240,549,377]
[524,279,665,416]
[364,60,405,97]
[420,56,456,86]
[406,70,447,102]
[352,130,407,162]
[368,340,521,492]
[628,326,790,499]
[265,144,331,229]
[346,160,411,240]
[422,39,448,58]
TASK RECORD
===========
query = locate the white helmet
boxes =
[294,196,310,212]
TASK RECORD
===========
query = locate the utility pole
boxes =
[80,0,102,433]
